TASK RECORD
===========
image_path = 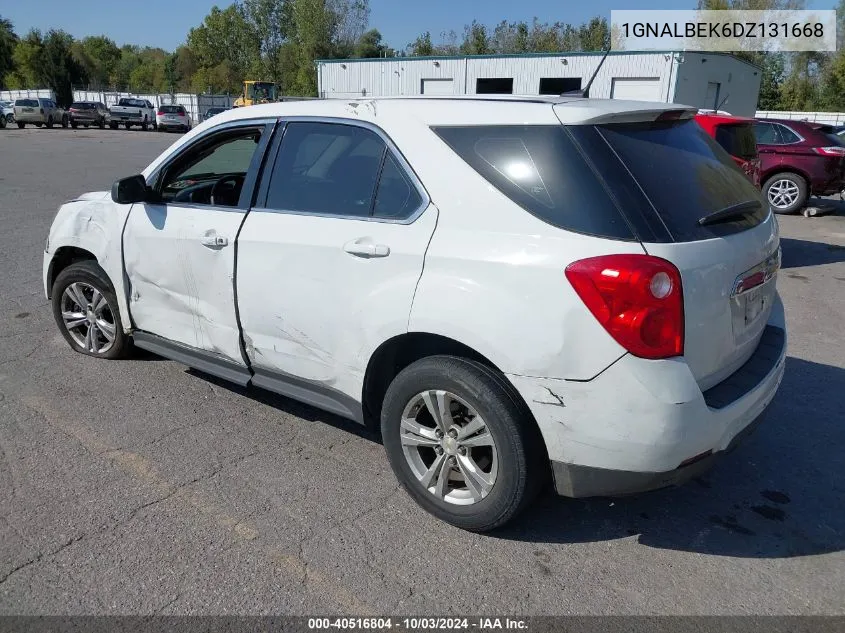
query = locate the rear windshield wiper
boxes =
[698,200,763,226]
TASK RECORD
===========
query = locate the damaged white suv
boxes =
[44,96,786,531]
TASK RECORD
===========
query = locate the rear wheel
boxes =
[45,117,53,129]
[109,121,118,129]
[0,114,5,129]
[71,120,78,129]
[51,261,131,360]
[764,172,808,215]
[141,117,148,131]
[98,118,105,129]
[124,122,131,130]
[61,114,68,128]
[17,121,25,129]
[381,356,544,532]
[35,122,43,128]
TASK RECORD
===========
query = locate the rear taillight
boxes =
[812,146,845,156]
[565,254,684,359]
[157,110,164,116]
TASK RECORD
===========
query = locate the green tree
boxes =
[459,21,491,55]
[578,17,609,51]
[407,32,433,56]
[187,4,260,93]
[0,16,17,88]
[71,35,120,88]
[354,28,390,58]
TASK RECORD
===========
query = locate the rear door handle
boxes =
[343,239,390,258]
[200,234,229,247]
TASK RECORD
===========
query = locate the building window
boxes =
[539,78,582,95]
[476,78,514,94]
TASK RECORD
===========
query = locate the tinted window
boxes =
[266,122,385,218]
[777,124,801,143]
[160,105,185,114]
[71,102,94,109]
[599,119,766,241]
[15,99,38,107]
[753,122,780,144]
[159,128,264,206]
[476,78,514,94]
[539,77,582,95]
[433,125,634,240]
[714,123,758,159]
[373,153,423,219]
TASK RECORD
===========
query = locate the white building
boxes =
[317,51,762,117]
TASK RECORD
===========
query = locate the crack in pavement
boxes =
[0,534,85,588]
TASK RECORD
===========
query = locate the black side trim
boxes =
[132,331,251,386]
[703,325,785,410]
[251,367,365,425]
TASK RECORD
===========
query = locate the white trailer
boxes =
[317,51,762,117]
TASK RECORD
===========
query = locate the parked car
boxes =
[109,98,156,130]
[0,100,14,128]
[695,112,761,187]
[156,104,191,132]
[203,107,227,121]
[754,118,845,214]
[69,101,110,129]
[13,97,68,128]
[43,97,785,531]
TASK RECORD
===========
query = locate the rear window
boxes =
[432,125,635,240]
[598,119,767,241]
[714,123,758,159]
[15,99,38,107]
[118,99,146,107]
[160,105,185,114]
[71,102,94,109]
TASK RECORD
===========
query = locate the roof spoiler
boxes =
[561,48,611,98]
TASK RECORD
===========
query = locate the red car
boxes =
[695,112,761,188]
[753,118,845,214]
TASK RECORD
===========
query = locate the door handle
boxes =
[200,235,229,247]
[343,239,390,258]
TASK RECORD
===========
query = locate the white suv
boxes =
[43,96,786,531]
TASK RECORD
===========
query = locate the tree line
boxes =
[1,0,845,112]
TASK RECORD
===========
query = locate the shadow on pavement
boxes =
[494,356,845,558]
[780,237,845,269]
[179,352,844,559]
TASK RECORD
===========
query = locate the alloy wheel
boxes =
[60,282,116,354]
[767,179,800,209]
[400,390,498,505]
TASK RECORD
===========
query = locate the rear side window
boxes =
[714,123,758,159]
[599,119,766,241]
[432,125,634,240]
[754,122,780,144]
[265,121,424,220]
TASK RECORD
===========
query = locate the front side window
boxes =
[158,127,264,207]
[265,121,423,220]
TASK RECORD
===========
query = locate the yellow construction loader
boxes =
[233,81,279,108]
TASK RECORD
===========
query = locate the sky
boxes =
[2,0,839,52]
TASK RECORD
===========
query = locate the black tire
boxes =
[0,114,6,129]
[35,122,43,128]
[61,115,68,128]
[109,121,118,129]
[45,117,53,129]
[98,118,105,129]
[764,172,808,215]
[17,121,25,129]
[51,261,131,360]
[141,118,148,131]
[124,122,131,130]
[152,121,157,131]
[71,120,78,129]
[381,355,545,532]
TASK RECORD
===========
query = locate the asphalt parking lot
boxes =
[0,127,843,615]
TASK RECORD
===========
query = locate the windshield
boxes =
[247,82,277,101]
[118,99,145,107]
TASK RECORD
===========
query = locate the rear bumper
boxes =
[551,408,766,497]
[507,295,786,498]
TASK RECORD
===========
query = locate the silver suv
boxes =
[14,98,68,129]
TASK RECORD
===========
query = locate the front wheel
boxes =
[381,356,545,532]
[51,261,131,359]
[764,172,808,215]
[61,115,68,128]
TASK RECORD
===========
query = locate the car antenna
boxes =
[562,48,611,98]
[715,93,730,112]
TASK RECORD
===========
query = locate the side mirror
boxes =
[111,175,149,204]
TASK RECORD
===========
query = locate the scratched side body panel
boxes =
[44,192,134,332]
